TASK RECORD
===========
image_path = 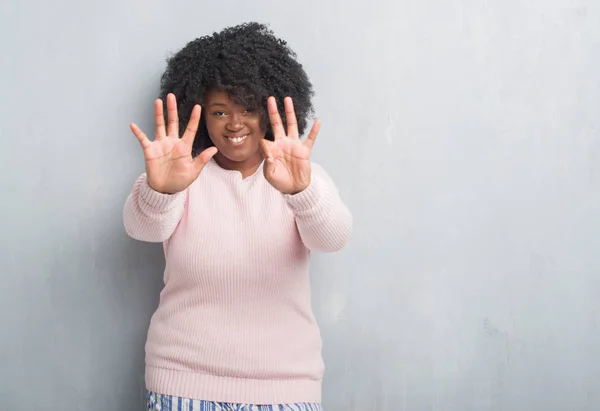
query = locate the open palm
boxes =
[130,93,217,194]
[260,97,320,195]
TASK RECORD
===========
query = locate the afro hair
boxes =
[158,22,315,156]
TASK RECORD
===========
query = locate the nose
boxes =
[226,113,244,132]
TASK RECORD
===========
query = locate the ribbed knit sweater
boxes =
[122,158,352,405]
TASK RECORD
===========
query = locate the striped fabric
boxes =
[147,391,323,411]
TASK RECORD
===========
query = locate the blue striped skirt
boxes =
[147,391,323,411]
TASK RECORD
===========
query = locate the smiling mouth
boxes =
[226,135,249,145]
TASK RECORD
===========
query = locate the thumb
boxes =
[259,139,274,163]
[193,146,218,174]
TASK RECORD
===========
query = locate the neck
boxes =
[213,152,264,179]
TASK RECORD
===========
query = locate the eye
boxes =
[212,111,226,117]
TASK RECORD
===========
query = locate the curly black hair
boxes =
[158,22,315,156]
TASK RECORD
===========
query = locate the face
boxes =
[203,89,266,170]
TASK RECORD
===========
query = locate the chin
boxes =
[217,147,260,163]
[220,152,249,162]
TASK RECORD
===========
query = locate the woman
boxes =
[123,22,352,410]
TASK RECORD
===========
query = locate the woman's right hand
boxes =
[130,93,217,194]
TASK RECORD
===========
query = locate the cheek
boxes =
[204,117,222,140]
[204,116,217,131]
[251,117,267,134]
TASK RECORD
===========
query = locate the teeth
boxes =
[229,135,248,143]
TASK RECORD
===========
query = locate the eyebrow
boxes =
[208,102,227,107]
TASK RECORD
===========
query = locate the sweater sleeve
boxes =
[122,173,187,243]
[283,163,353,252]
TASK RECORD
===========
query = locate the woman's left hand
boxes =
[260,96,320,195]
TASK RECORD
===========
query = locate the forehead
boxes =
[204,89,248,108]
[204,89,231,103]
[204,88,258,109]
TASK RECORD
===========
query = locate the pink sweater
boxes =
[123,158,352,405]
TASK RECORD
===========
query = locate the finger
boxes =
[193,146,218,173]
[130,123,151,150]
[259,139,278,177]
[154,99,167,139]
[166,93,179,137]
[284,97,299,138]
[303,119,321,150]
[259,138,274,161]
[267,97,285,140]
[181,104,201,146]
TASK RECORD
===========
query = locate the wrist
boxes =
[286,184,308,196]
[283,175,325,212]
[147,179,177,195]
[139,176,186,210]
